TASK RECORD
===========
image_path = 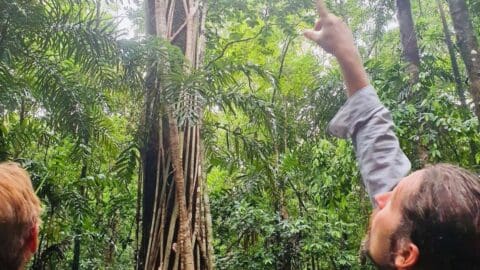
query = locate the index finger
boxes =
[316,0,329,17]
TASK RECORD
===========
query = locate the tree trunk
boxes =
[72,161,87,270]
[271,37,298,270]
[71,227,81,270]
[167,109,194,270]
[447,0,480,120]
[437,0,467,108]
[396,0,421,84]
[138,1,214,269]
[396,0,428,165]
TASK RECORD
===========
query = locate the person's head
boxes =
[362,163,480,270]
[0,162,42,270]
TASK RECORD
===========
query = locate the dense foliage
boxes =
[1,0,479,269]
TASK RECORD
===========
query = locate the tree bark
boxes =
[72,160,87,270]
[167,109,194,270]
[447,0,480,120]
[396,0,428,165]
[72,223,81,270]
[396,0,421,84]
[437,0,467,108]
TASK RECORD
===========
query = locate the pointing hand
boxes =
[304,0,356,61]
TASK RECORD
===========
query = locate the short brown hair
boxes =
[399,164,480,269]
[0,162,42,269]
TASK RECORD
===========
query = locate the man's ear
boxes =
[26,224,39,253]
[394,242,419,269]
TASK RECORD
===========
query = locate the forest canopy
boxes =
[1,0,479,269]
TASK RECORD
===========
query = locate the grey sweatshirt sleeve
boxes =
[327,85,411,205]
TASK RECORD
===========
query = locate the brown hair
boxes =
[0,162,42,269]
[399,164,480,269]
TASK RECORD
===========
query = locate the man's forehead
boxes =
[395,170,424,199]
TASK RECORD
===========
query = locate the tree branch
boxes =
[170,2,199,42]
[205,25,267,69]
[272,36,294,103]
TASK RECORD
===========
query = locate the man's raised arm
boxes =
[304,0,411,205]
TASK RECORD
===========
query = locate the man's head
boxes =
[0,162,42,270]
[362,164,480,269]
